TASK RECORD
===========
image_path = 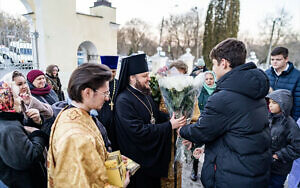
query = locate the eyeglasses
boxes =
[95,90,110,98]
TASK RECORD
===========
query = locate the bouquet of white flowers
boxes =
[158,72,204,163]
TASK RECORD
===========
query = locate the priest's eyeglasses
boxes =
[95,90,110,98]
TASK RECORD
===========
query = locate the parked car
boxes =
[0,55,4,64]
[0,46,10,60]
[9,41,33,64]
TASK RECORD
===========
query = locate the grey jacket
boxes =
[267,89,300,175]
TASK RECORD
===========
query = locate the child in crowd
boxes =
[266,89,300,188]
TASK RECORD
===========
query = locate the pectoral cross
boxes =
[109,100,114,111]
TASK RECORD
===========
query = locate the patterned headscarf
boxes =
[0,81,15,112]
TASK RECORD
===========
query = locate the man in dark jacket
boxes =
[265,47,300,121]
[266,89,300,187]
[179,38,272,188]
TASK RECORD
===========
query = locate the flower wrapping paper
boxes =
[158,74,204,163]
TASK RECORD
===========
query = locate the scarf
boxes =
[30,84,51,96]
[203,83,216,95]
[0,81,16,113]
[203,71,217,95]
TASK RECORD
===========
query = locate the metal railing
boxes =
[0,31,38,78]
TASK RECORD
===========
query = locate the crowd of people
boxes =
[0,38,300,188]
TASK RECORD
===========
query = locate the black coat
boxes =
[180,63,272,188]
[0,112,48,188]
[45,74,65,101]
[114,86,171,188]
[267,89,300,175]
[98,79,119,150]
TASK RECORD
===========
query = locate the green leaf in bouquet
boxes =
[149,76,162,104]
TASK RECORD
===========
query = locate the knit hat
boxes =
[27,70,44,83]
[195,58,205,67]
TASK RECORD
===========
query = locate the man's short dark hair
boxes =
[210,38,247,68]
[271,47,289,59]
[68,63,112,102]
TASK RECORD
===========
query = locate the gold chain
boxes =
[109,79,116,111]
[127,87,153,117]
[111,79,116,101]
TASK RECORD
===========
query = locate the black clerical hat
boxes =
[116,54,149,96]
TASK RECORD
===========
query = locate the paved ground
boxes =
[180,154,289,188]
[181,155,204,188]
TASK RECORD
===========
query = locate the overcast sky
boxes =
[1,0,299,38]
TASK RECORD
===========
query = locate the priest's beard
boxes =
[135,79,151,95]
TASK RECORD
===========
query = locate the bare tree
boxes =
[117,18,158,56]
[0,11,30,46]
[160,11,203,59]
[259,8,293,47]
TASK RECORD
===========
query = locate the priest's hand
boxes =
[170,113,186,129]
[123,171,130,188]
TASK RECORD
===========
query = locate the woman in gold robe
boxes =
[47,63,130,188]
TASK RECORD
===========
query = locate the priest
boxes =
[98,55,119,150]
[114,53,186,188]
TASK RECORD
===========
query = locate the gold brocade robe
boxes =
[47,108,117,188]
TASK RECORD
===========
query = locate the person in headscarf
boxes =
[0,81,48,188]
[197,71,216,112]
[190,71,216,181]
[45,65,65,101]
[114,54,186,188]
[10,71,53,120]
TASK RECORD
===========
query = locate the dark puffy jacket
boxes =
[0,112,48,188]
[180,62,272,188]
[265,62,300,120]
[266,89,300,175]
